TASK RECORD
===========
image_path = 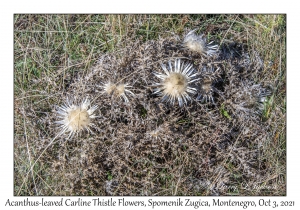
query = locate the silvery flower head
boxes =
[183,29,218,56]
[153,59,199,107]
[55,98,98,138]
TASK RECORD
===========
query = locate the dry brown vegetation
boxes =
[14,14,286,196]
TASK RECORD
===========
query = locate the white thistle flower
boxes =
[153,59,198,107]
[197,77,215,103]
[197,66,221,104]
[101,82,135,103]
[55,98,98,138]
[183,29,218,56]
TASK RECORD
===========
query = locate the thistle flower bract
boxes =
[102,81,117,95]
[153,59,198,107]
[183,29,218,56]
[101,82,135,103]
[55,98,98,138]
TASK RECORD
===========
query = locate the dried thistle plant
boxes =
[14,15,285,197]
[229,83,272,117]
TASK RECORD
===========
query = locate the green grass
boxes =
[220,103,232,120]
[14,14,286,196]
